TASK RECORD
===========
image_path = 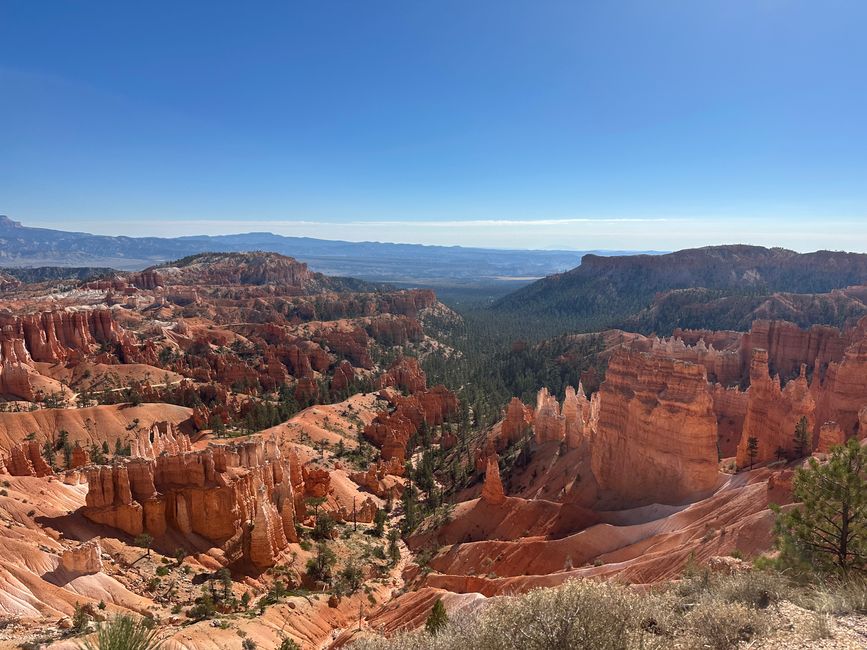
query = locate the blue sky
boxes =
[1,1,866,251]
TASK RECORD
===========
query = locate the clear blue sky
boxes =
[2,1,866,250]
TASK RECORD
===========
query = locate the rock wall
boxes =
[812,331,867,440]
[590,350,720,506]
[533,388,566,444]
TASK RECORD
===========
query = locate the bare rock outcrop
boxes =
[500,397,533,446]
[60,539,103,574]
[376,356,427,394]
[533,388,566,444]
[480,455,506,505]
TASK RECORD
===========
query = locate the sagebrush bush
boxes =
[350,577,774,650]
[683,601,765,650]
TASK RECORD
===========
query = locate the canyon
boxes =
[0,250,865,649]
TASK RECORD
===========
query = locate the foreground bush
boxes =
[80,615,161,650]
[351,572,781,650]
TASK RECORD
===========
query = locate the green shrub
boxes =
[80,614,161,650]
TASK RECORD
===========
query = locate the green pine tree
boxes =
[425,598,448,635]
[746,436,759,469]
[774,438,866,575]
[793,415,811,458]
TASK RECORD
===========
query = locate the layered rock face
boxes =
[0,309,126,365]
[349,458,405,499]
[533,388,566,444]
[745,320,847,382]
[0,308,134,400]
[643,334,743,386]
[736,351,815,467]
[590,351,720,506]
[155,252,315,288]
[812,331,867,440]
[83,437,303,567]
[817,421,845,453]
[712,385,749,458]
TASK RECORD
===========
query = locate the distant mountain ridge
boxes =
[0,215,640,283]
[493,245,867,333]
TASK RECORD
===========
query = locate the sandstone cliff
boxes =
[590,351,720,506]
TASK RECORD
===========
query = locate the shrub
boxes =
[425,599,448,636]
[684,601,765,650]
[279,639,301,650]
[80,614,161,650]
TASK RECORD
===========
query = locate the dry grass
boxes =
[352,571,867,650]
[351,572,790,650]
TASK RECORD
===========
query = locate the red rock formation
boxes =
[480,455,506,505]
[816,421,845,454]
[367,315,424,346]
[812,328,867,441]
[500,397,533,446]
[330,360,356,394]
[712,385,749,458]
[320,327,372,369]
[4,441,53,477]
[83,437,301,567]
[349,459,405,498]
[562,385,590,449]
[645,334,744,386]
[128,269,164,290]
[294,377,318,404]
[363,387,457,462]
[736,351,815,467]
[60,539,103,574]
[533,388,566,444]
[302,466,331,498]
[0,309,126,364]
[591,350,720,506]
[155,252,314,288]
[746,320,847,382]
[417,386,459,426]
[377,356,427,393]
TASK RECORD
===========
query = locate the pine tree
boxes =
[387,528,401,565]
[774,438,866,574]
[793,416,810,458]
[134,533,154,558]
[746,436,759,469]
[425,598,448,635]
[41,440,56,468]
